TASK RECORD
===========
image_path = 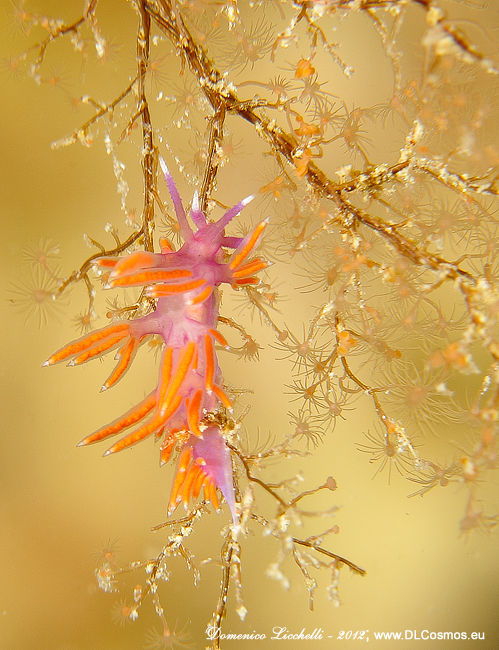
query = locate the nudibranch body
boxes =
[44,157,269,523]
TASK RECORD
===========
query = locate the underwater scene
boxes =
[1,0,499,648]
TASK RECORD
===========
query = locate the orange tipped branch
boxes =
[78,392,157,446]
[186,389,203,436]
[212,384,232,410]
[204,334,215,392]
[158,347,174,405]
[188,285,213,305]
[102,338,139,390]
[104,394,182,455]
[233,276,260,286]
[110,251,157,276]
[159,237,174,253]
[209,328,228,348]
[160,432,178,466]
[108,268,192,288]
[229,219,268,270]
[159,342,196,417]
[72,331,129,365]
[178,465,203,507]
[168,447,193,512]
[192,468,206,499]
[95,257,118,268]
[146,278,206,297]
[45,323,129,365]
[231,258,268,278]
[208,480,219,510]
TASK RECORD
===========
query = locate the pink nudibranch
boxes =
[44,157,269,524]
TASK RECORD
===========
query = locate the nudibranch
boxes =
[44,157,269,524]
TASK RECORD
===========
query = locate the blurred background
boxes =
[1,1,498,649]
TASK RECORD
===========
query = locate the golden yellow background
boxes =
[1,1,498,649]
